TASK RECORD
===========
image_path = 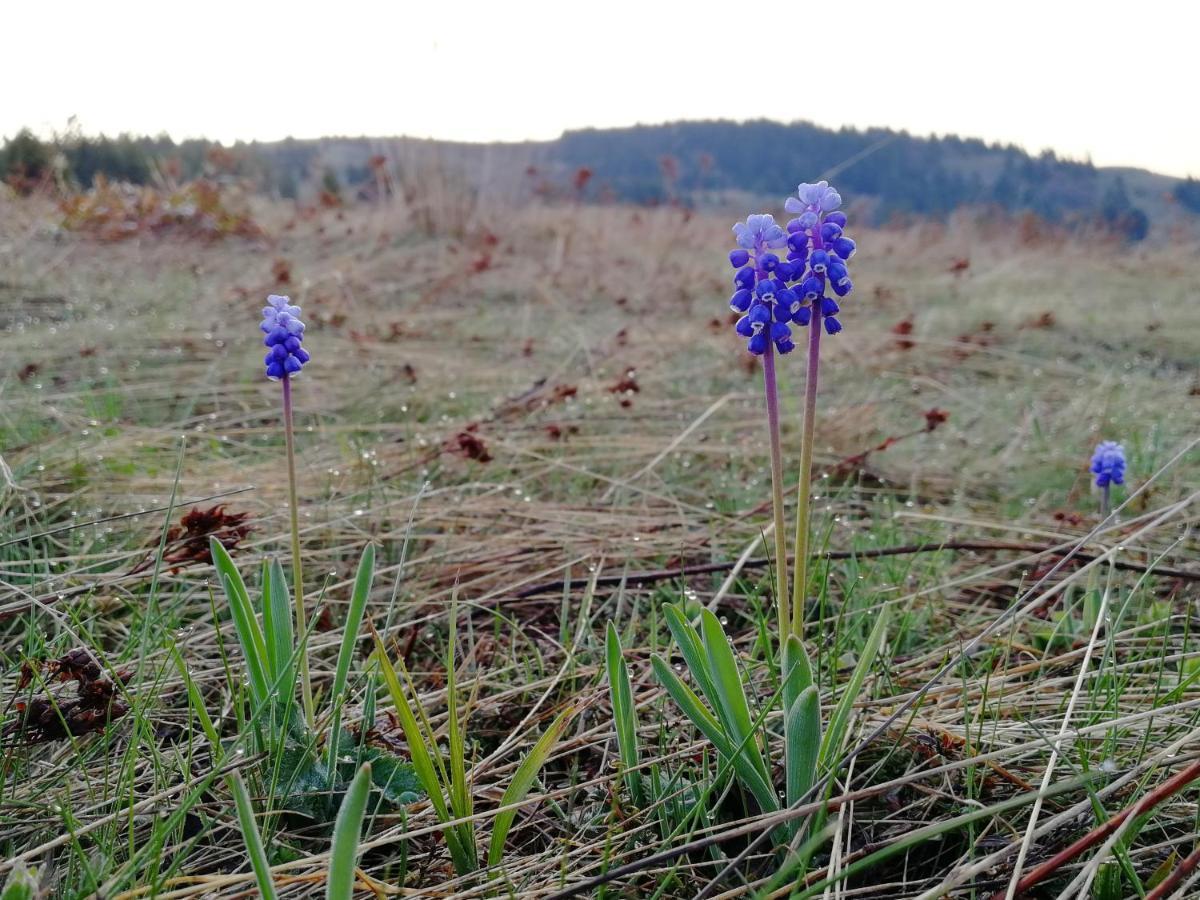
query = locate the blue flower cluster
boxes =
[782,181,855,336]
[1090,441,1126,488]
[727,183,856,354]
[728,214,800,355]
[261,294,310,379]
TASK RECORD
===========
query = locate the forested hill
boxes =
[4,119,1198,238]
[553,120,1189,237]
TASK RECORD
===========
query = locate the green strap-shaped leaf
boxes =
[486,707,574,871]
[220,572,269,709]
[210,537,269,707]
[326,761,373,900]
[662,604,720,704]
[328,544,376,781]
[781,634,814,714]
[228,772,279,900]
[786,684,820,808]
[264,558,296,696]
[698,609,768,783]
[605,622,642,805]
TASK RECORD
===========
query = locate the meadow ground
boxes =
[1,190,1198,898]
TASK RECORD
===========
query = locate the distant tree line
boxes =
[4,120,1194,242]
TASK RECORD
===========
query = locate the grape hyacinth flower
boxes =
[729,214,797,357]
[728,213,796,627]
[1091,440,1127,514]
[261,293,315,725]
[261,294,310,379]
[781,181,857,634]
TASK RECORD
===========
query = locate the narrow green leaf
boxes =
[228,772,279,900]
[486,707,574,871]
[446,601,471,822]
[328,544,376,781]
[699,609,767,782]
[326,762,373,900]
[662,603,719,703]
[171,645,221,751]
[786,685,820,808]
[781,634,814,714]
[265,558,296,696]
[372,638,450,821]
[220,572,269,709]
[650,655,778,814]
[605,623,643,805]
[372,638,476,875]
[819,605,889,772]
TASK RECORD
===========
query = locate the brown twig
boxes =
[512,540,1199,598]
[997,757,1200,899]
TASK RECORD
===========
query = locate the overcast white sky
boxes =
[4,0,1197,177]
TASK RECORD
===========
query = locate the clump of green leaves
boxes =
[206,539,420,834]
[373,610,573,878]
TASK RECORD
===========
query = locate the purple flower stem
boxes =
[1101,483,1111,517]
[761,344,791,636]
[282,374,315,728]
[790,225,827,636]
[790,307,823,636]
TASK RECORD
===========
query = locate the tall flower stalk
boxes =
[644,182,881,839]
[781,182,855,635]
[262,294,315,726]
[729,215,797,635]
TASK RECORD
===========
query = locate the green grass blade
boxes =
[605,622,642,805]
[171,645,221,751]
[326,761,372,900]
[786,685,820,808]
[486,707,574,871]
[372,637,449,820]
[446,601,469,818]
[328,544,376,779]
[228,772,279,900]
[819,604,889,772]
[650,655,778,813]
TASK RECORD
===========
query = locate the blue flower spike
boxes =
[778,180,856,335]
[1090,441,1127,488]
[261,294,310,380]
[727,214,794,355]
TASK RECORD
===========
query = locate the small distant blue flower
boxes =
[727,214,795,356]
[1090,441,1127,488]
[779,180,856,335]
[261,294,310,380]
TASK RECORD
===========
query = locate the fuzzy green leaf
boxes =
[327,762,372,900]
